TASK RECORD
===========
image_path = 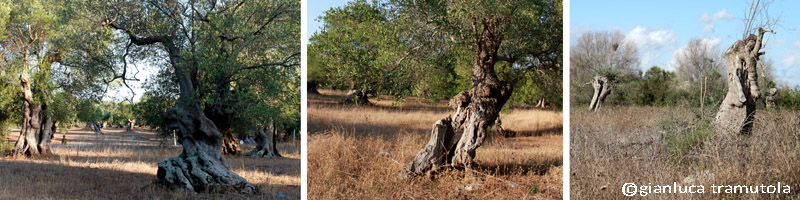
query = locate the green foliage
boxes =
[310,0,414,96]
[311,0,562,107]
[529,183,539,194]
[639,66,674,106]
[134,94,177,131]
[50,91,79,132]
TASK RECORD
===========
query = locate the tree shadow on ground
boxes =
[475,156,562,176]
[503,125,563,137]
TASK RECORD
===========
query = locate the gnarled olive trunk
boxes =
[221,129,240,155]
[715,28,773,135]
[589,76,611,112]
[153,40,256,194]
[248,124,281,158]
[401,20,512,177]
[12,71,53,157]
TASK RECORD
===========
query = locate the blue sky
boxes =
[572,0,800,87]
[306,0,351,44]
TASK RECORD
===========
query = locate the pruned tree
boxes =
[766,88,777,109]
[715,0,778,135]
[396,0,562,177]
[92,0,299,194]
[589,76,611,111]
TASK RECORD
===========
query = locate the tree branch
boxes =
[101,19,168,46]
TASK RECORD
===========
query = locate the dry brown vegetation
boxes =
[308,90,563,199]
[571,106,800,199]
[1,127,299,199]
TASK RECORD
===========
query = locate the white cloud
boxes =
[702,24,715,35]
[700,9,734,23]
[781,40,800,69]
[700,9,735,35]
[627,26,679,68]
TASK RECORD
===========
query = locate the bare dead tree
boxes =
[571,31,640,84]
[673,38,725,84]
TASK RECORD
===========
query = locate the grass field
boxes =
[571,106,800,199]
[308,89,563,199]
[1,127,300,199]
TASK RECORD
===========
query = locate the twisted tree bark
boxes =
[401,18,512,178]
[589,76,611,112]
[154,40,257,194]
[12,71,53,157]
[248,125,281,158]
[221,129,240,155]
[715,28,774,135]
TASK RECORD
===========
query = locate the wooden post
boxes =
[701,76,707,116]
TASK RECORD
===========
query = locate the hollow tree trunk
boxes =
[12,71,54,157]
[154,40,256,194]
[766,88,777,109]
[401,19,512,178]
[715,28,774,135]
[589,76,611,111]
[248,124,281,158]
[126,119,136,132]
[222,129,240,155]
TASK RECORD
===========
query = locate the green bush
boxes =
[664,117,713,164]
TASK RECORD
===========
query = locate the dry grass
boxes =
[308,89,563,199]
[571,106,800,199]
[1,127,300,199]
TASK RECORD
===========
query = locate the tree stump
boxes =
[766,88,777,109]
[714,28,774,135]
[589,76,611,111]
